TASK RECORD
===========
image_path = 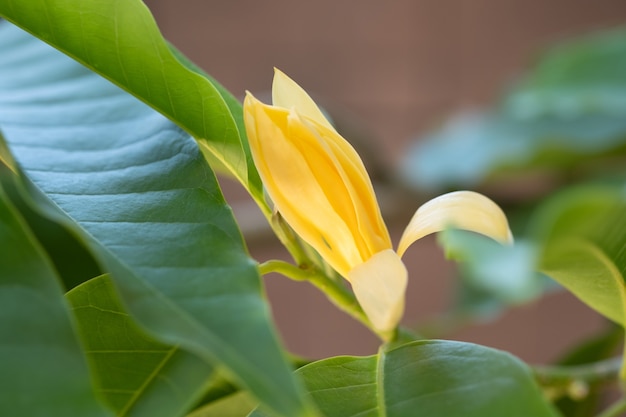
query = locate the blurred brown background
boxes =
[145,0,625,363]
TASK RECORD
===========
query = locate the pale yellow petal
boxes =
[296,115,392,258]
[348,249,407,333]
[272,68,335,131]
[397,191,513,257]
[244,93,361,275]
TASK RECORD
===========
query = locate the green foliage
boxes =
[533,186,626,329]
[0,22,314,417]
[0,0,263,202]
[401,27,626,192]
[439,184,626,333]
[67,275,214,417]
[0,183,111,417]
[252,340,559,417]
[0,1,625,416]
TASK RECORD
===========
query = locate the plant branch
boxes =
[533,357,622,386]
[533,356,622,402]
[259,259,374,335]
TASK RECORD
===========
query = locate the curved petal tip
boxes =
[397,191,513,257]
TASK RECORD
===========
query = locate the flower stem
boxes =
[533,357,622,386]
[259,259,372,333]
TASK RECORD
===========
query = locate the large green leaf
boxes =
[0,0,263,202]
[0,23,315,417]
[401,27,626,192]
[253,340,559,417]
[0,175,110,416]
[67,274,214,417]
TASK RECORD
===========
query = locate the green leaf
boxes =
[0,178,110,416]
[67,274,214,417]
[401,26,626,192]
[186,392,258,417]
[401,110,626,191]
[531,185,626,327]
[0,24,314,417]
[506,27,626,118]
[435,184,626,339]
[0,0,263,202]
[439,229,544,305]
[252,340,559,417]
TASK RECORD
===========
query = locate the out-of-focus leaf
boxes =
[436,184,626,330]
[251,340,560,417]
[552,325,623,417]
[0,24,315,417]
[401,27,626,192]
[531,185,626,328]
[401,111,626,192]
[0,178,110,417]
[67,275,214,417]
[506,27,626,118]
[440,229,544,304]
[0,0,263,202]
[186,392,258,417]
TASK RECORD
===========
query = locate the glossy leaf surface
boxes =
[253,340,559,417]
[0,0,262,200]
[0,23,313,417]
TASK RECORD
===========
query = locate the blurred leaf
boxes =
[436,184,626,333]
[506,27,626,118]
[440,230,544,304]
[401,111,626,192]
[67,275,214,417]
[186,392,258,417]
[0,0,263,202]
[531,185,626,327]
[401,27,626,192]
[4,186,101,290]
[251,340,560,417]
[553,325,623,417]
[0,24,314,417]
[0,180,110,417]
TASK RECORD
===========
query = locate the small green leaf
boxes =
[0,181,110,417]
[0,0,263,201]
[67,275,214,417]
[252,340,560,417]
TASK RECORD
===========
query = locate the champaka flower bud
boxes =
[244,69,512,334]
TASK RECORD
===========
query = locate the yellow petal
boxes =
[272,68,335,131]
[244,93,390,276]
[397,191,513,257]
[348,249,408,333]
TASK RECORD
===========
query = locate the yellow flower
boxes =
[244,69,512,334]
